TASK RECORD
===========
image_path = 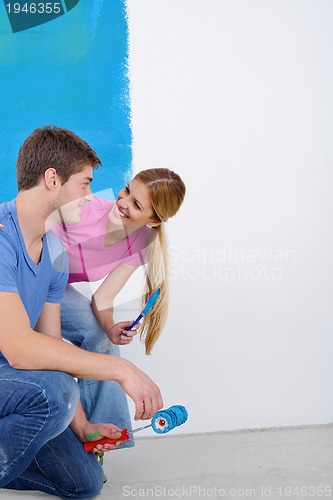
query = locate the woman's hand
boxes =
[107,320,141,345]
[82,422,125,454]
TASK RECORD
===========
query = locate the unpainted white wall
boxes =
[112,0,333,435]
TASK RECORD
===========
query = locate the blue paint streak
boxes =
[0,0,131,201]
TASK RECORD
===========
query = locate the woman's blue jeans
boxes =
[60,285,134,448]
[0,357,104,498]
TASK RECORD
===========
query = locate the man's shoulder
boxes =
[0,200,14,223]
[0,201,18,246]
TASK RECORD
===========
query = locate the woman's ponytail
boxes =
[140,224,169,354]
[134,168,186,354]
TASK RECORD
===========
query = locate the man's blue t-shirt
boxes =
[0,200,68,328]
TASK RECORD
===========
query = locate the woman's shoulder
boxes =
[128,224,151,249]
[78,196,114,222]
[89,196,115,212]
[52,196,115,241]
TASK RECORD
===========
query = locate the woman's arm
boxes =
[92,263,138,337]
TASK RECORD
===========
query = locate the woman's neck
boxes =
[104,218,139,247]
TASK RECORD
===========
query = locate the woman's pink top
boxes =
[52,197,150,284]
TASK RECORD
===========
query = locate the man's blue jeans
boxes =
[0,357,104,498]
[60,285,134,448]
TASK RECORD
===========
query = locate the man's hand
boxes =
[107,320,140,345]
[117,359,163,420]
[0,293,163,420]
[82,422,125,454]
[70,402,124,452]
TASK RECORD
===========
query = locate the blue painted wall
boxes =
[0,0,131,201]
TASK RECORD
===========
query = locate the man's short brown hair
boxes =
[16,125,101,191]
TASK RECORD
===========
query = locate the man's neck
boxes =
[16,189,48,248]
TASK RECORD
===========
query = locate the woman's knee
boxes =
[61,299,107,348]
[61,286,120,354]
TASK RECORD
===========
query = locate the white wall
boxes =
[120,0,333,435]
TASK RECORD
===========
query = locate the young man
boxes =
[0,126,163,497]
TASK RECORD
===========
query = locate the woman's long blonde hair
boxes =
[134,168,186,354]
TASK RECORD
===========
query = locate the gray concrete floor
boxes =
[1,425,333,499]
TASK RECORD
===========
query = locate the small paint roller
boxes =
[126,287,160,331]
[83,405,188,452]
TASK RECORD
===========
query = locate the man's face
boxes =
[54,164,93,225]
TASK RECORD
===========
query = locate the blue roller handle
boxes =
[127,288,161,331]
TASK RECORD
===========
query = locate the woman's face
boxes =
[109,178,160,228]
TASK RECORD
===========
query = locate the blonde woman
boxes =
[52,168,186,445]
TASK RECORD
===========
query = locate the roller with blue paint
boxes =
[84,405,188,452]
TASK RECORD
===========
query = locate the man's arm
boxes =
[34,301,61,338]
[0,292,163,420]
[36,301,127,449]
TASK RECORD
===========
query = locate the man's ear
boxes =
[44,168,59,190]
